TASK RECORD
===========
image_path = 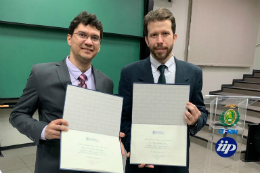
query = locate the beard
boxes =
[149,44,173,62]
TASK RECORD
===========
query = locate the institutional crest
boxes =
[219,104,240,127]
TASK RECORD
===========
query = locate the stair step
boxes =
[254,73,260,77]
[222,86,260,96]
[209,91,252,96]
[225,86,260,92]
[244,77,260,83]
[251,100,260,107]
[233,81,260,89]
[245,116,260,124]
[208,91,260,100]
[249,105,260,112]
[253,70,260,77]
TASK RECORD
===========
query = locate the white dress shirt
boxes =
[150,54,176,84]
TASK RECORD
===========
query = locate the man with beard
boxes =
[119,8,208,173]
[9,11,124,173]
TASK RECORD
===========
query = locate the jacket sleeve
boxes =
[118,68,132,153]
[9,65,48,145]
[189,68,208,135]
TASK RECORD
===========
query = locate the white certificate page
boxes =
[60,85,123,173]
[130,84,189,166]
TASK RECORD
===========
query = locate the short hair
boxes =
[68,11,103,42]
[144,8,176,36]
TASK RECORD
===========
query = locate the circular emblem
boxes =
[219,105,240,127]
[224,109,236,125]
[215,137,237,157]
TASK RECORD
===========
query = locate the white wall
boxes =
[253,22,260,70]
[202,0,260,95]
[154,0,260,96]
[201,67,252,95]
[202,19,260,95]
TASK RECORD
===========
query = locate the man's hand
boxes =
[45,119,69,140]
[120,132,154,169]
[138,163,154,169]
[184,102,201,125]
[119,132,125,156]
[125,152,154,168]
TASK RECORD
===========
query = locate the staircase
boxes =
[191,69,260,160]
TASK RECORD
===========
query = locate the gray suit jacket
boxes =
[10,58,113,173]
[118,57,208,173]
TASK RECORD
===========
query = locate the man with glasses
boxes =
[10,11,116,173]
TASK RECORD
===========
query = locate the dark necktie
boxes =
[158,65,166,84]
[78,74,87,88]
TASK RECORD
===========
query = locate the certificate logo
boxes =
[86,137,99,142]
[152,131,164,135]
[219,104,240,127]
[215,137,237,157]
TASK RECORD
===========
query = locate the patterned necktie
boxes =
[78,74,87,88]
[158,65,166,84]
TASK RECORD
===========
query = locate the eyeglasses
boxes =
[73,32,100,43]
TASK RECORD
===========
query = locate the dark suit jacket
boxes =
[118,57,208,173]
[10,58,113,173]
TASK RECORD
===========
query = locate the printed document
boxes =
[130,83,189,166]
[60,85,123,173]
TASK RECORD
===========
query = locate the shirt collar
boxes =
[66,56,92,80]
[150,54,175,73]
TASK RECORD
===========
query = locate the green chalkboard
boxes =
[0,0,144,98]
[0,0,144,37]
[0,24,140,98]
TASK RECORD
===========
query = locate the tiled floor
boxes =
[0,142,259,173]
[0,146,36,173]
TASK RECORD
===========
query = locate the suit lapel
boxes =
[56,58,71,90]
[138,57,154,83]
[175,57,189,84]
[92,66,103,91]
